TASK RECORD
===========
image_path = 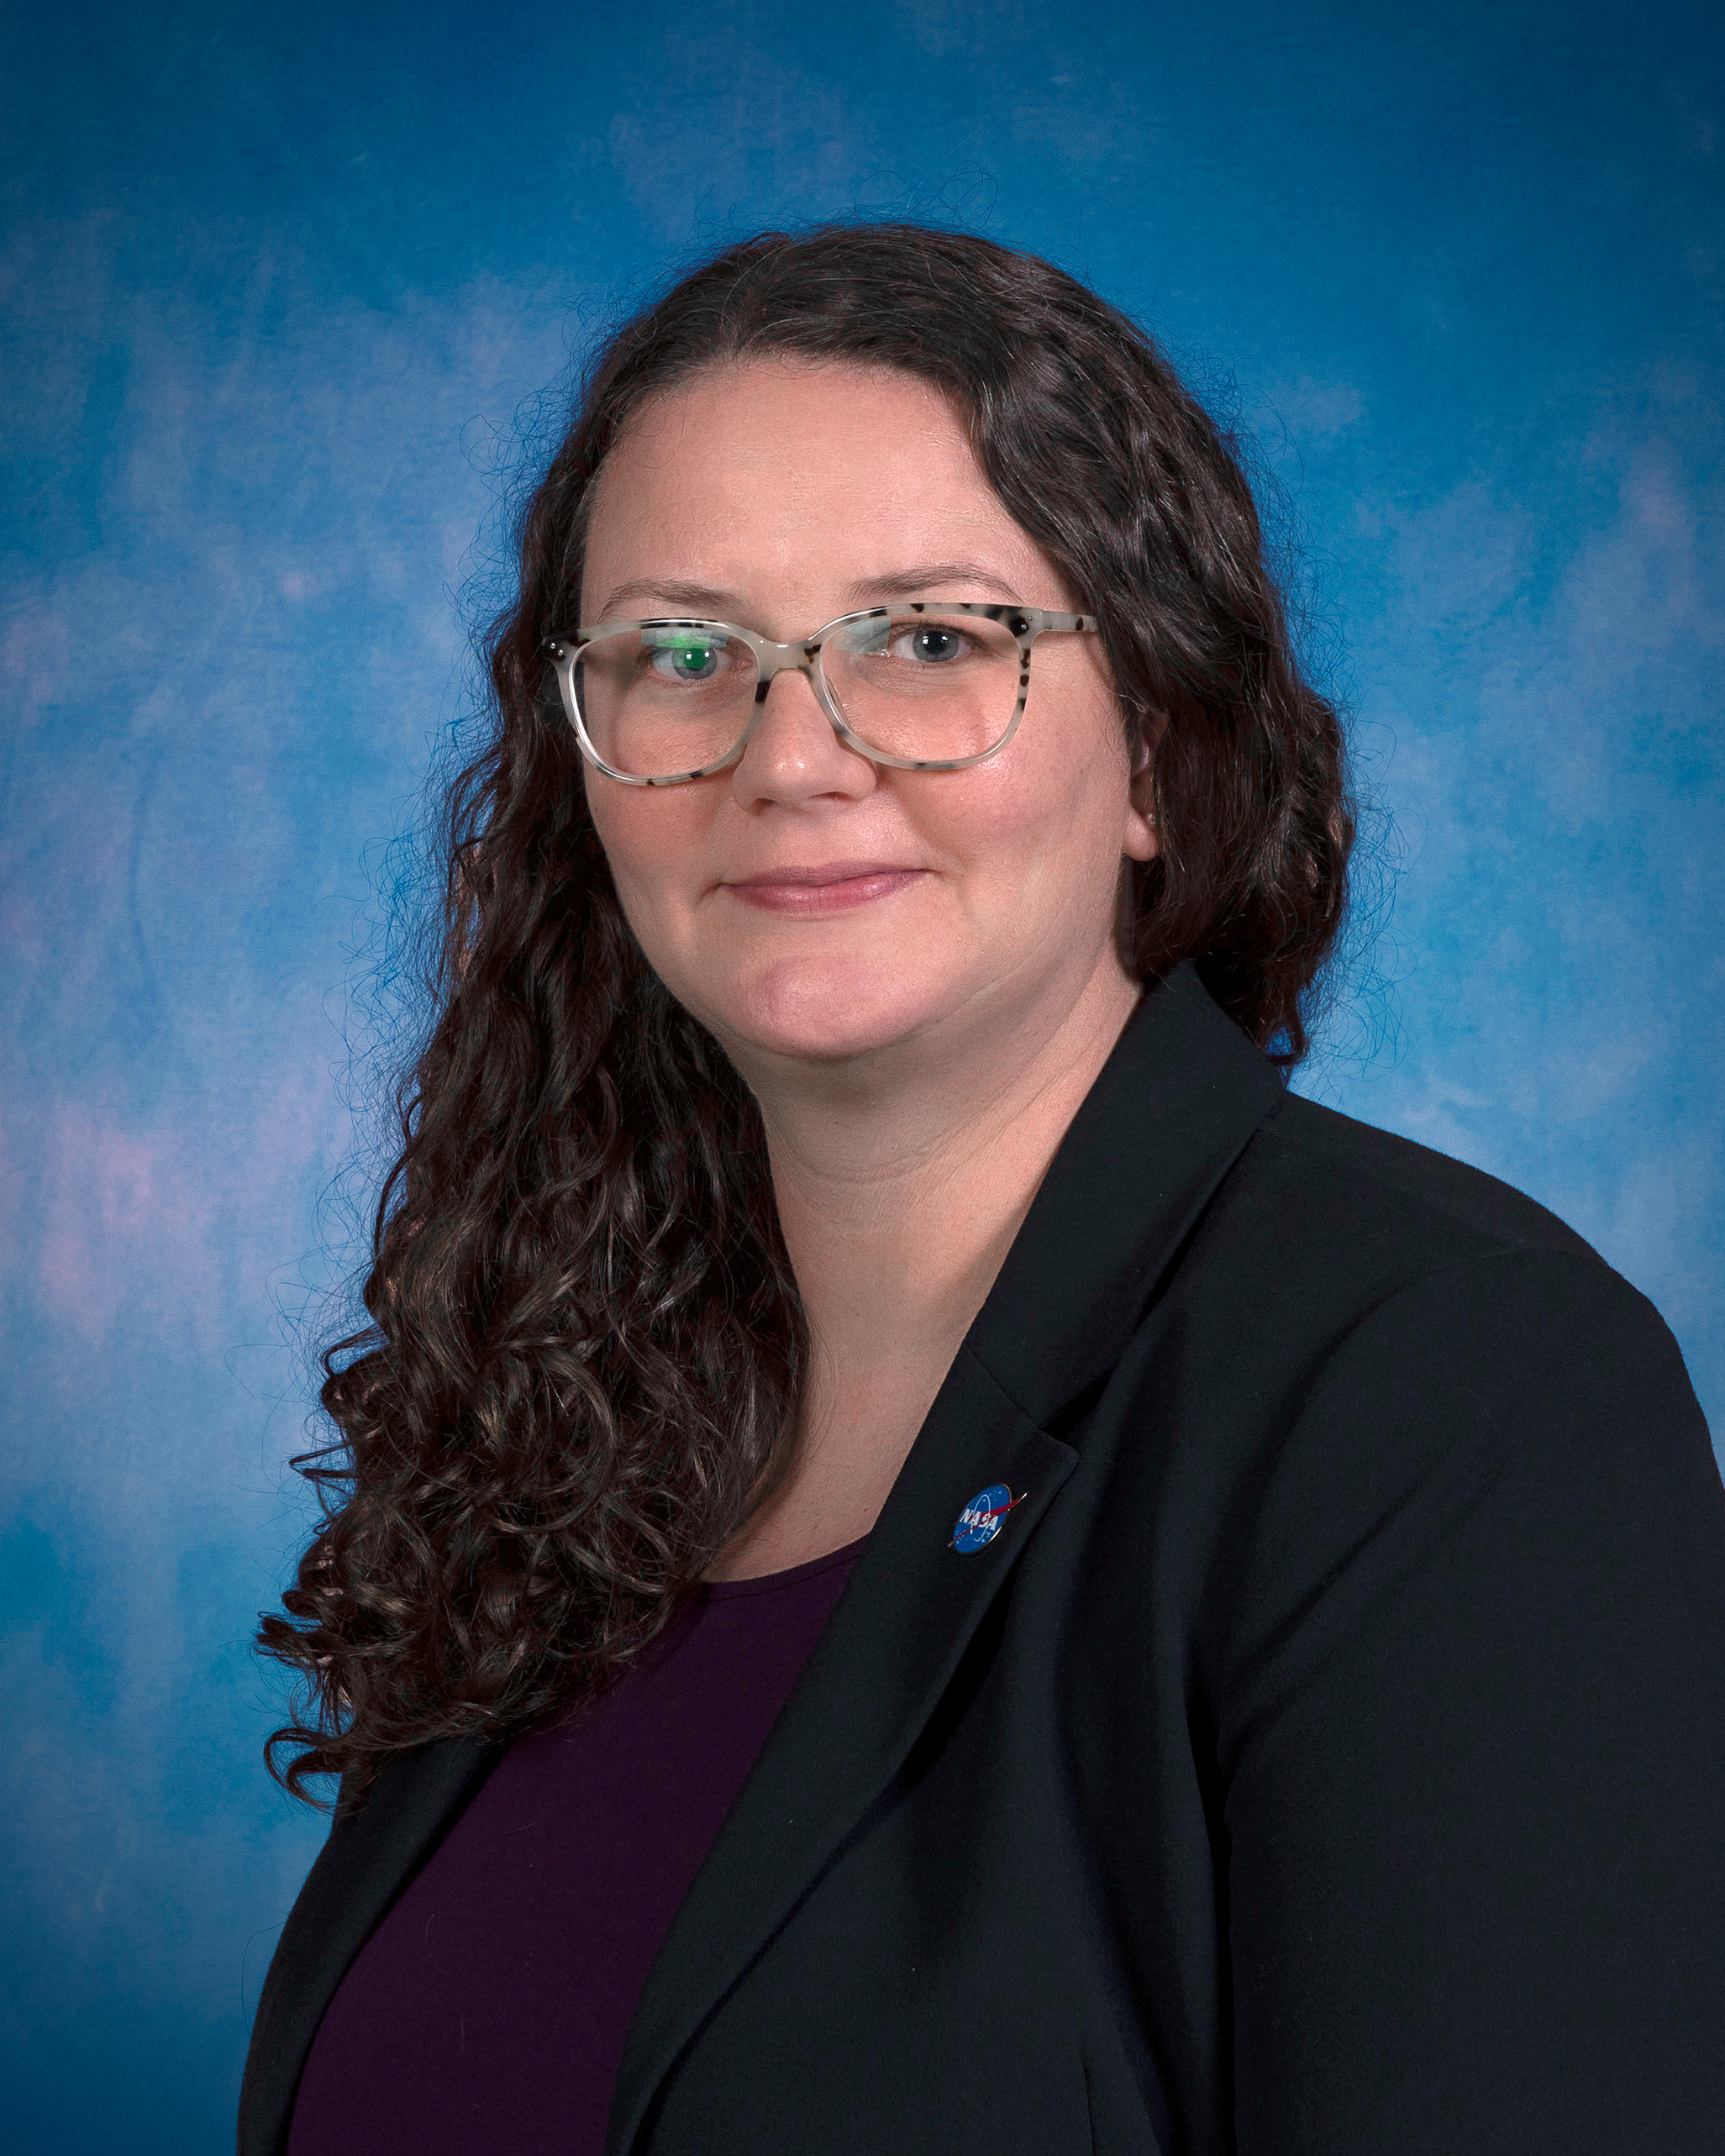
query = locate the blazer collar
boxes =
[970,958,1287,1425]
[606,963,1286,2154]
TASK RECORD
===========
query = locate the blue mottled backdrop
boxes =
[3,0,1720,2142]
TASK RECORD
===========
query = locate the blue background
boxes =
[3,0,1720,2141]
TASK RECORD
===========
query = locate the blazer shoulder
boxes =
[1161,1087,1680,1391]
[1244,1088,1607,1272]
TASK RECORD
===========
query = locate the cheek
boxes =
[584,782,693,930]
[948,708,1131,862]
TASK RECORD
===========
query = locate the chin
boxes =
[715,954,952,1066]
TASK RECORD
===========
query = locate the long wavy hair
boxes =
[259,220,1355,1807]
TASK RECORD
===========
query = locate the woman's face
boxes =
[576,358,1157,1080]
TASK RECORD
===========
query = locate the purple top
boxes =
[287,1537,865,2156]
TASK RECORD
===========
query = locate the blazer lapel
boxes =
[606,964,1286,2155]
[968,959,1288,1426]
[606,1350,1078,2156]
[239,1733,502,2155]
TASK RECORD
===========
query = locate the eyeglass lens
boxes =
[573,612,1022,779]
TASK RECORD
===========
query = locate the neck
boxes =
[769,963,1139,1350]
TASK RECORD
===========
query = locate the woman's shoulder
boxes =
[1125,1092,1722,1738]
[1167,1083,1697,1452]
[1188,1081,1684,1354]
[1248,1088,1604,1273]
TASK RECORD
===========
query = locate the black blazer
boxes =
[241,964,1725,2155]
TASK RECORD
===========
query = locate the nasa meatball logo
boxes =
[949,1483,1025,1553]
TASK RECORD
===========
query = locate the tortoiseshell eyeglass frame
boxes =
[541,602,1101,787]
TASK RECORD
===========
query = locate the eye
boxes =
[890,623,970,665]
[845,615,985,665]
[641,628,737,684]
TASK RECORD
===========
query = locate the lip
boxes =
[722,861,928,915]
[724,860,923,890]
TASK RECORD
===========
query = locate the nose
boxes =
[728,661,876,805]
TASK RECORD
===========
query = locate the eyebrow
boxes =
[590,561,1025,624]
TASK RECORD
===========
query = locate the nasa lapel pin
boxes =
[950,1482,1026,1554]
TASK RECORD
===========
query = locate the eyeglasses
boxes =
[543,602,1100,786]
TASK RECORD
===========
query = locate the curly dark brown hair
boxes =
[258,220,1355,1806]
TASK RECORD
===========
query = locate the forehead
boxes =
[579,358,1047,610]
[607,357,973,481]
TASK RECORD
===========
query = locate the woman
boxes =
[243,223,1725,2155]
